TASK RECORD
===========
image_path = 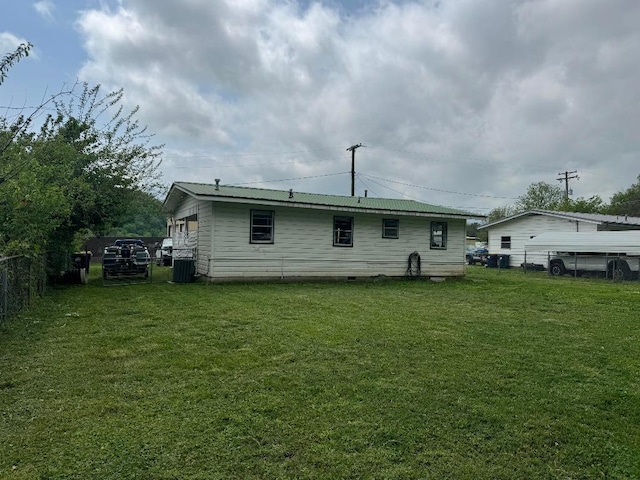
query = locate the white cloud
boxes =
[0,32,31,52]
[74,0,640,212]
[34,0,55,21]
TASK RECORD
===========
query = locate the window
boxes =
[382,219,399,239]
[430,222,447,249]
[334,216,353,247]
[501,236,511,249]
[250,210,274,243]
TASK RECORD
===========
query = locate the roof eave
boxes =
[478,209,602,230]
[163,186,483,219]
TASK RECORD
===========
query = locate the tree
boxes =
[486,205,514,224]
[0,42,32,85]
[608,174,640,217]
[466,221,488,242]
[482,181,607,226]
[514,182,564,211]
[0,82,163,260]
[562,195,606,214]
[108,191,167,237]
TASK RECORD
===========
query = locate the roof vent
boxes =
[364,190,368,198]
[289,189,294,199]
[215,179,220,191]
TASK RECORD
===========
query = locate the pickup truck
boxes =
[102,239,151,279]
[466,246,488,265]
[549,252,640,280]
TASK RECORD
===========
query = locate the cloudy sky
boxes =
[2,0,639,215]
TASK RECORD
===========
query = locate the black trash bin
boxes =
[173,259,195,283]
[68,252,92,284]
[487,254,499,268]
[71,253,91,272]
[499,254,511,269]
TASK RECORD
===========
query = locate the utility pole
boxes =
[557,170,579,199]
[346,143,364,196]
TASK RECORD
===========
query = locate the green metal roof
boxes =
[164,181,484,219]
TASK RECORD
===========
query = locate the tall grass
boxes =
[1,267,639,479]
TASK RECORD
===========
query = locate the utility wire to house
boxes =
[356,176,381,198]
[358,173,519,200]
[234,171,349,185]
[354,174,490,213]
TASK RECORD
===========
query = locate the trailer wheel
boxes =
[550,261,565,276]
[609,261,631,281]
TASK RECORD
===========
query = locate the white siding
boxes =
[487,215,598,267]
[173,196,199,221]
[203,202,466,280]
[196,201,212,275]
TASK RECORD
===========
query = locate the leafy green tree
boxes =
[0,42,32,85]
[607,174,640,217]
[466,221,488,242]
[108,191,167,237]
[482,181,607,226]
[514,181,564,211]
[0,82,163,260]
[486,205,514,224]
[562,195,606,214]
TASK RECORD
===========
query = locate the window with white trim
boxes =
[430,221,447,249]
[250,210,274,244]
[382,219,399,239]
[501,236,511,249]
[333,216,353,247]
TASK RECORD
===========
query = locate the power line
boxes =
[234,171,349,185]
[359,173,518,200]
[356,174,488,214]
[356,176,381,198]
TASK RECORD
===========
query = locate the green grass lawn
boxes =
[1,267,639,479]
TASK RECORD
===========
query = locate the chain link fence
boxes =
[0,254,48,323]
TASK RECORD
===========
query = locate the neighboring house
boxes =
[162,181,485,281]
[478,210,640,268]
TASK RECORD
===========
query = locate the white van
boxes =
[155,238,173,266]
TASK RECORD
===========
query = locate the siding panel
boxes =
[208,203,465,279]
[488,215,599,267]
[196,201,212,275]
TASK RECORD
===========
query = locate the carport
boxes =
[524,231,640,280]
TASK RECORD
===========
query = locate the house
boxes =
[161,181,485,281]
[478,210,640,268]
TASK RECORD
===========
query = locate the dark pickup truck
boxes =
[102,239,151,279]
